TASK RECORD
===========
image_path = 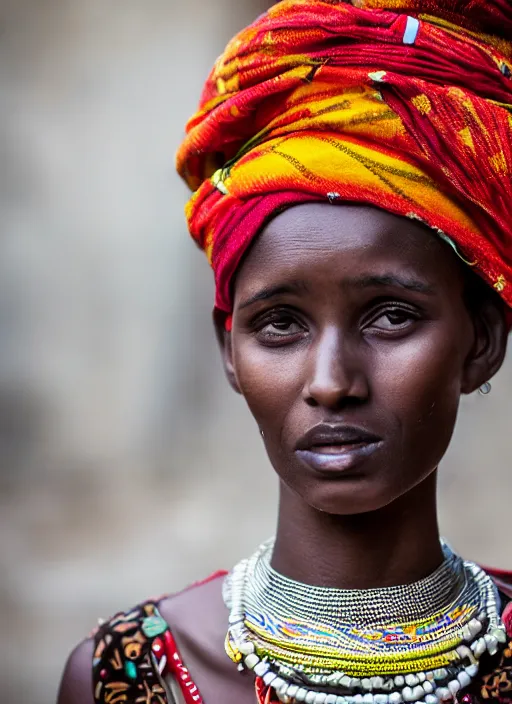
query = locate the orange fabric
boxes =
[176,0,512,315]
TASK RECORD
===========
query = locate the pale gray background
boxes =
[0,1,510,702]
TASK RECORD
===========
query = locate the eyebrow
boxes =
[238,273,434,310]
[345,274,435,294]
[238,281,309,309]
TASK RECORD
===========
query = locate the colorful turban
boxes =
[176,0,512,316]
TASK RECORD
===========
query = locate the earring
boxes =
[479,381,492,395]
[260,429,265,438]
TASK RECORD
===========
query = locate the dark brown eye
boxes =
[253,310,307,345]
[260,318,303,336]
[367,307,417,332]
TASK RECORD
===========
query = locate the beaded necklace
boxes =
[224,539,507,704]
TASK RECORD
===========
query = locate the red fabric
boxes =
[503,602,512,637]
[177,0,512,317]
[484,567,512,600]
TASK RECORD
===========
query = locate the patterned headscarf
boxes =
[176,0,512,316]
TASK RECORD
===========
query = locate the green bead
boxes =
[125,660,137,680]
[142,612,168,638]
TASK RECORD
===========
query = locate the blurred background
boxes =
[0,1,510,702]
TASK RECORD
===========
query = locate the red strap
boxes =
[163,629,205,704]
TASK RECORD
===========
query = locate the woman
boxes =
[58,1,512,703]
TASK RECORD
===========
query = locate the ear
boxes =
[461,296,508,394]
[213,308,242,394]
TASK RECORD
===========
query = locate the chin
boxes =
[302,478,400,516]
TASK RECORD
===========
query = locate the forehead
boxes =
[235,202,462,290]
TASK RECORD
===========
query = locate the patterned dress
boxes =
[92,569,512,704]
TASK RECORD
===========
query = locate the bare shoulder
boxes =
[57,638,95,704]
[158,572,232,674]
[158,571,228,644]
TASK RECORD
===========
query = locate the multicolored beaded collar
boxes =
[224,539,508,704]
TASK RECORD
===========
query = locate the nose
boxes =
[303,326,369,409]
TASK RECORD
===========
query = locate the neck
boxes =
[271,471,443,590]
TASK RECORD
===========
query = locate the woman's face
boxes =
[218,203,503,515]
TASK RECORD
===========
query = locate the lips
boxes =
[294,423,383,475]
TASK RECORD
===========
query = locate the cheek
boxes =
[374,332,464,455]
[232,342,304,429]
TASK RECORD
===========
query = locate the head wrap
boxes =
[176,0,512,316]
